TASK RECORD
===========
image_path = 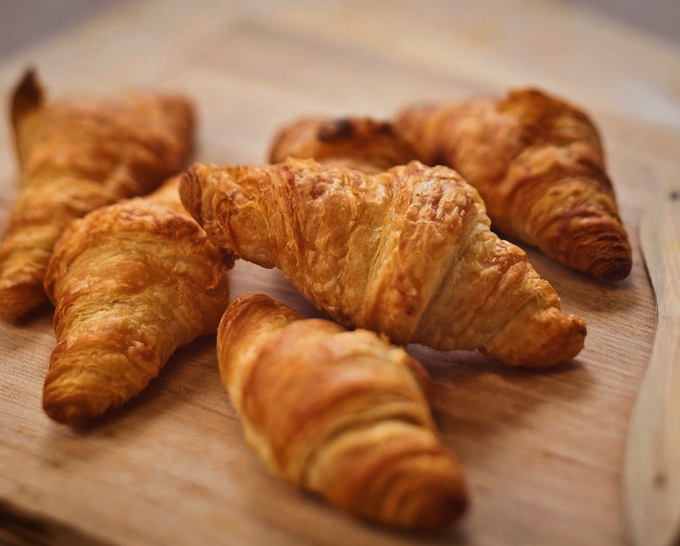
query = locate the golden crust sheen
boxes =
[0,70,195,320]
[181,158,586,367]
[42,177,232,426]
[395,88,632,280]
[217,293,467,530]
[269,117,417,174]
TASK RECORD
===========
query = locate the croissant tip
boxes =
[573,242,633,282]
[16,67,39,93]
[390,468,468,530]
[11,67,44,126]
[487,309,587,368]
[361,450,468,530]
[0,278,46,321]
[586,254,633,281]
[534,313,587,368]
[541,214,633,281]
[43,396,94,426]
[413,488,468,530]
[561,314,587,360]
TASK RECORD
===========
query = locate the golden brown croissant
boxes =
[0,69,195,320]
[269,117,417,173]
[181,158,586,367]
[42,176,232,425]
[395,88,632,280]
[218,293,467,529]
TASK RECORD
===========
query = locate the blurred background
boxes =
[1,0,678,135]
[1,0,679,57]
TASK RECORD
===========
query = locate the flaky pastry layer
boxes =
[42,177,232,425]
[395,88,632,280]
[182,158,586,367]
[0,70,194,320]
[217,294,467,529]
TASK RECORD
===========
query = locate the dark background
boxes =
[0,0,678,62]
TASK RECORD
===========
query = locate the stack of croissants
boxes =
[0,69,631,531]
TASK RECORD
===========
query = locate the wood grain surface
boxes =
[624,182,680,546]
[1,1,679,545]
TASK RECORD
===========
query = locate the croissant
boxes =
[181,158,586,367]
[218,293,467,529]
[42,176,232,425]
[0,69,194,320]
[395,88,632,280]
[269,117,416,173]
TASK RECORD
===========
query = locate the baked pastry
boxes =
[395,88,632,280]
[0,69,194,320]
[181,158,586,367]
[217,293,467,529]
[42,177,232,426]
[269,117,416,173]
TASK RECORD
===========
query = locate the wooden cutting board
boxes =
[1,1,680,544]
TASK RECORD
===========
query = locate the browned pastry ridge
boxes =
[42,177,233,426]
[181,158,586,367]
[269,116,417,173]
[395,88,632,280]
[0,69,194,320]
[218,293,467,529]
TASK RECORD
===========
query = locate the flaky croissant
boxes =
[0,70,194,320]
[269,117,416,174]
[181,158,586,367]
[218,293,467,529]
[42,177,232,426]
[395,88,632,280]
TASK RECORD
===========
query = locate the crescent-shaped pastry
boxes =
[218,293,467,529]
[181,158,586,367]
[42,177,232,425]
[0,70,194,319]
[395,88,632,280]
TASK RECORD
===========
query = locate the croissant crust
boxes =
[181,158,586,367]
[395,88,632,280]
[217,293,467,529]
[269,117,417,174]
[0,70,195,320]
[42,178,232,425]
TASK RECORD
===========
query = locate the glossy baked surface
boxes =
[182,158,585,367]
[395,89,632,281]
[217,294,467,529]
[42,177,232,425]
[0,71,194,319]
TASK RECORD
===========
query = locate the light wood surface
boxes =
[625,183,680,546]
[1,1,679,545]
